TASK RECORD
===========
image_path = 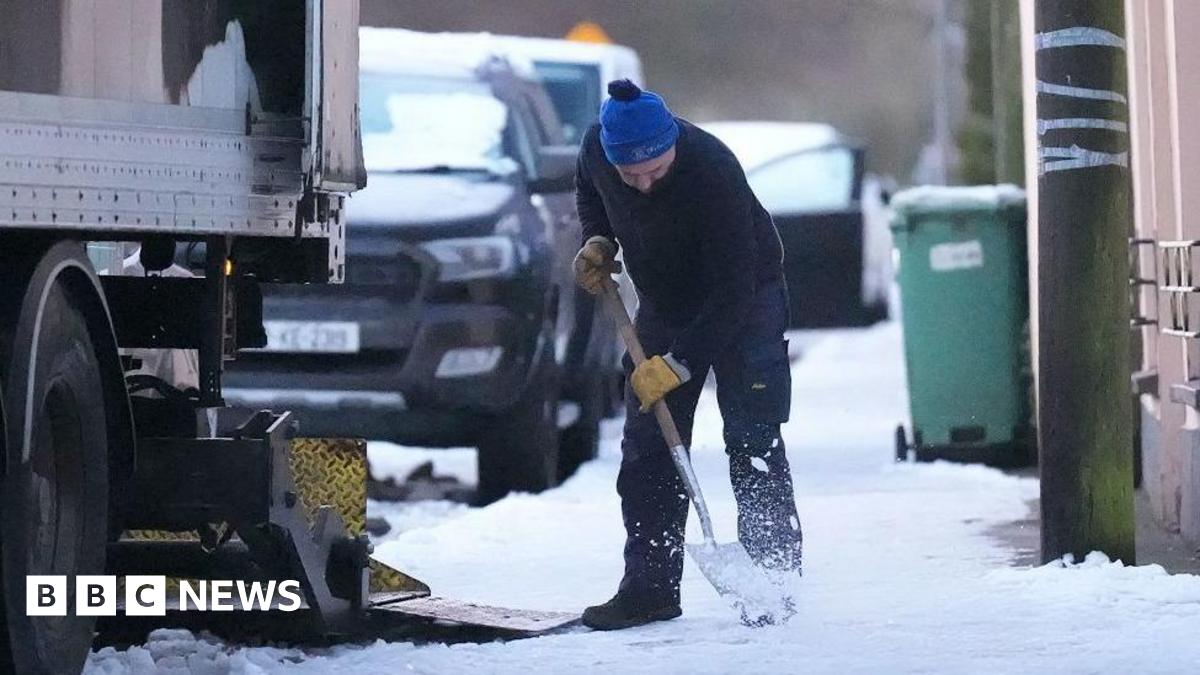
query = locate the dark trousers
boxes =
[617,282,803,603]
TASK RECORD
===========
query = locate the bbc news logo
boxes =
[26,576,304,616]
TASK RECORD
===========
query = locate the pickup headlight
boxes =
[419,236,517,282]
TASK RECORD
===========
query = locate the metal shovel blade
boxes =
[686,540,797,626]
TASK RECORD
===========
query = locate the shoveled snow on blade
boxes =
[686,541,798,626]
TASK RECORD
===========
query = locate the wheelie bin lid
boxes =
[890,184,1026,227]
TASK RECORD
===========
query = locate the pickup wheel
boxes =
[600,344,626,420]
[558,367,603,482]
[1,266,110,675]
[476,350,560,505]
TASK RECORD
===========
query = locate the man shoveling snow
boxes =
[573,79,803,630]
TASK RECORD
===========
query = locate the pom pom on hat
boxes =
[607,79,643,102]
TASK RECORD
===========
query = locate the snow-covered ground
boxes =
[87,322,1200,674]
[367,444,477,487]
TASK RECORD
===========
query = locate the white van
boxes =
[488,35,645,145]
[359,30,644,146]
[492,34,644,409]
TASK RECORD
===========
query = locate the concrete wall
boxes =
[1127,0,1184,535]
[1128,0,1200,540]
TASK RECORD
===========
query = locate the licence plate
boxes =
[260,320,360,353]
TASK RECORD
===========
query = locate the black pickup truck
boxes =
[225,29,618,503]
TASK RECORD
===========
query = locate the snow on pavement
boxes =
[87,322,1200,674]
[366,444,477,487]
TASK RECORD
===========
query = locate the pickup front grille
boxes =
[345,254,425,302]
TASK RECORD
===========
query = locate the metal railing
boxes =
[1131,237,1158,329]
[1159,240,1200,338]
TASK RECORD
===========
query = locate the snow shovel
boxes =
[599,281,796,625]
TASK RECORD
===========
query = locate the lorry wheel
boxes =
[558,368,603,482]
[476,350,560,505]
[1,272,110,675]
[0,373,8,672]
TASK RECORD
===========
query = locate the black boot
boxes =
[581,589,681,631]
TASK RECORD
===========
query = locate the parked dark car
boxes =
[704,122,893,328]
[224,30,617,503]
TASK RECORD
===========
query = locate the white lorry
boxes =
[0,5,569,673]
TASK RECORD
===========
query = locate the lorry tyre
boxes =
[0,372,9,673]
[1,266,110,675]
[476,349,560,505]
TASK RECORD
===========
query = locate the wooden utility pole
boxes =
[1034,0,1136,564]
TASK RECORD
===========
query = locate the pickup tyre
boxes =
[476,348,561,504]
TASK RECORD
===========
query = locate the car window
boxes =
[746,147,857,214]
[359,72,520,176]
[531,61,601,146]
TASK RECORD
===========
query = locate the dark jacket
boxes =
[575,118,785,371]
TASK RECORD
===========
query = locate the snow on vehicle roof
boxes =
[891,184,1026,215]
[702,121,847,172]
[359,27,539,80]
[487,34,643,82]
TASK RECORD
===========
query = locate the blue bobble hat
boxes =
[599,80,679,166]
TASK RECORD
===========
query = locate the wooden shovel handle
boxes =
[600,281,686,449]
[600,279,718,544]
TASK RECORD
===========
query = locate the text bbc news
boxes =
[26,576,304,616]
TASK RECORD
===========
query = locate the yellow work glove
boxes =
[573,236,622,295]
[630,354,691,412]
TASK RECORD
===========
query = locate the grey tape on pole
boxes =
[1037,80,1128,104]
[1037,118,1128,135]
[1035,26,1126,50]
[1039,145,1129,175]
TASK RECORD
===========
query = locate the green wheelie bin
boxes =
[890,185,1034,466]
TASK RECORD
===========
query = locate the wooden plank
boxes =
[373,597,580,635]
[368,590,428,607]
